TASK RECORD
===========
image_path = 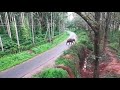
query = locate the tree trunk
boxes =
[13,14,20,48]
[0,15,5,34]
[5,12,12,38]
[31,12,35,45]
[93,31,100,78]
[59,15,61,35]
[21,12,24,25]
[47,16,51,43]
[88,26,94,42]
[93,12,101,78]
[52,13,54,39]
[51,12,53,42]
[75,12,101,78]
[0,36,4,51]
[103,12,111,51]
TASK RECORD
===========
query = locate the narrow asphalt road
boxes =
[0,31,77,78]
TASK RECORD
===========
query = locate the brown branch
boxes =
[75,12,97,33]
[56,65,75,78]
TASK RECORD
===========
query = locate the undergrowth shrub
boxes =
[55,57,79,78]
[34,68,69,78]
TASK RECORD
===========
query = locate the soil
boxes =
[23,46,120,78]
[80,47,120,78]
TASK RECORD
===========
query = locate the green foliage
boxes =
[34,36,44,44]
[78,32,89,44]
[0,26,6,34]
[20,44,33,51]
[1,36,18,54]
[0,12,69,71]
[20,17,30,41]
[75,29,93,50]
[109,42,118,51]
[34,25,42,35]
[0,51,6,57]
[0,32,69,71]
[55,57,79,77]
[10,21,16,41]
[109,30,120,43]
[108,30,120,58]
[63,29,93,78]
[63,49,75,56]
[34,68,69,78]
[32,43,50,54]
[31,32,68,54]
[20,26,30,40]
[0,12,68,57]
[0,51,35,71]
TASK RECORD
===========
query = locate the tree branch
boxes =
[75,12,97,33]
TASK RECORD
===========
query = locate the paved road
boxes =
[0,31,77,78]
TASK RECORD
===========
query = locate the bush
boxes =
[0,51,35,71]
[2,38,17,50]
[109,42,118,51]
[77,30,93,51]
[63,49,75,55]
[0,51,6,57]
[55,57,79,77]
[21,44,33,51]
[1,36,19,55]
[34,68,69,78]
[20,17,31,41]
[35,36,44,44]
[21,38,32,45]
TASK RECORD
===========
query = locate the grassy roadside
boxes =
[33,29,91,78]
[0,32,69,71]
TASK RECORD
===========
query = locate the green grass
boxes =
[33,68,69,78]
[0,51,35,71]
[0,32,69,71]
[33,29,91,78]
[109,42,119,51]
[55,56,79,78]
[31,32,68,54]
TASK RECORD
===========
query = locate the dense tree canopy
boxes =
[0,12,68,54]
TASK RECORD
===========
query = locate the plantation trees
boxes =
[76,12,101,78]
[0,12,67,55]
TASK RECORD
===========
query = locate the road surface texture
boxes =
[0,31,77,78]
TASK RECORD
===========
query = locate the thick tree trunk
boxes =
[93,12,101,78]
[103,12,111,51]
[76,12,101,78]
[93,31,100,78]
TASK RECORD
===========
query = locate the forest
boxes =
[0,12,120,78]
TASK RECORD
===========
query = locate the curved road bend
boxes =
[0,31,77,78]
